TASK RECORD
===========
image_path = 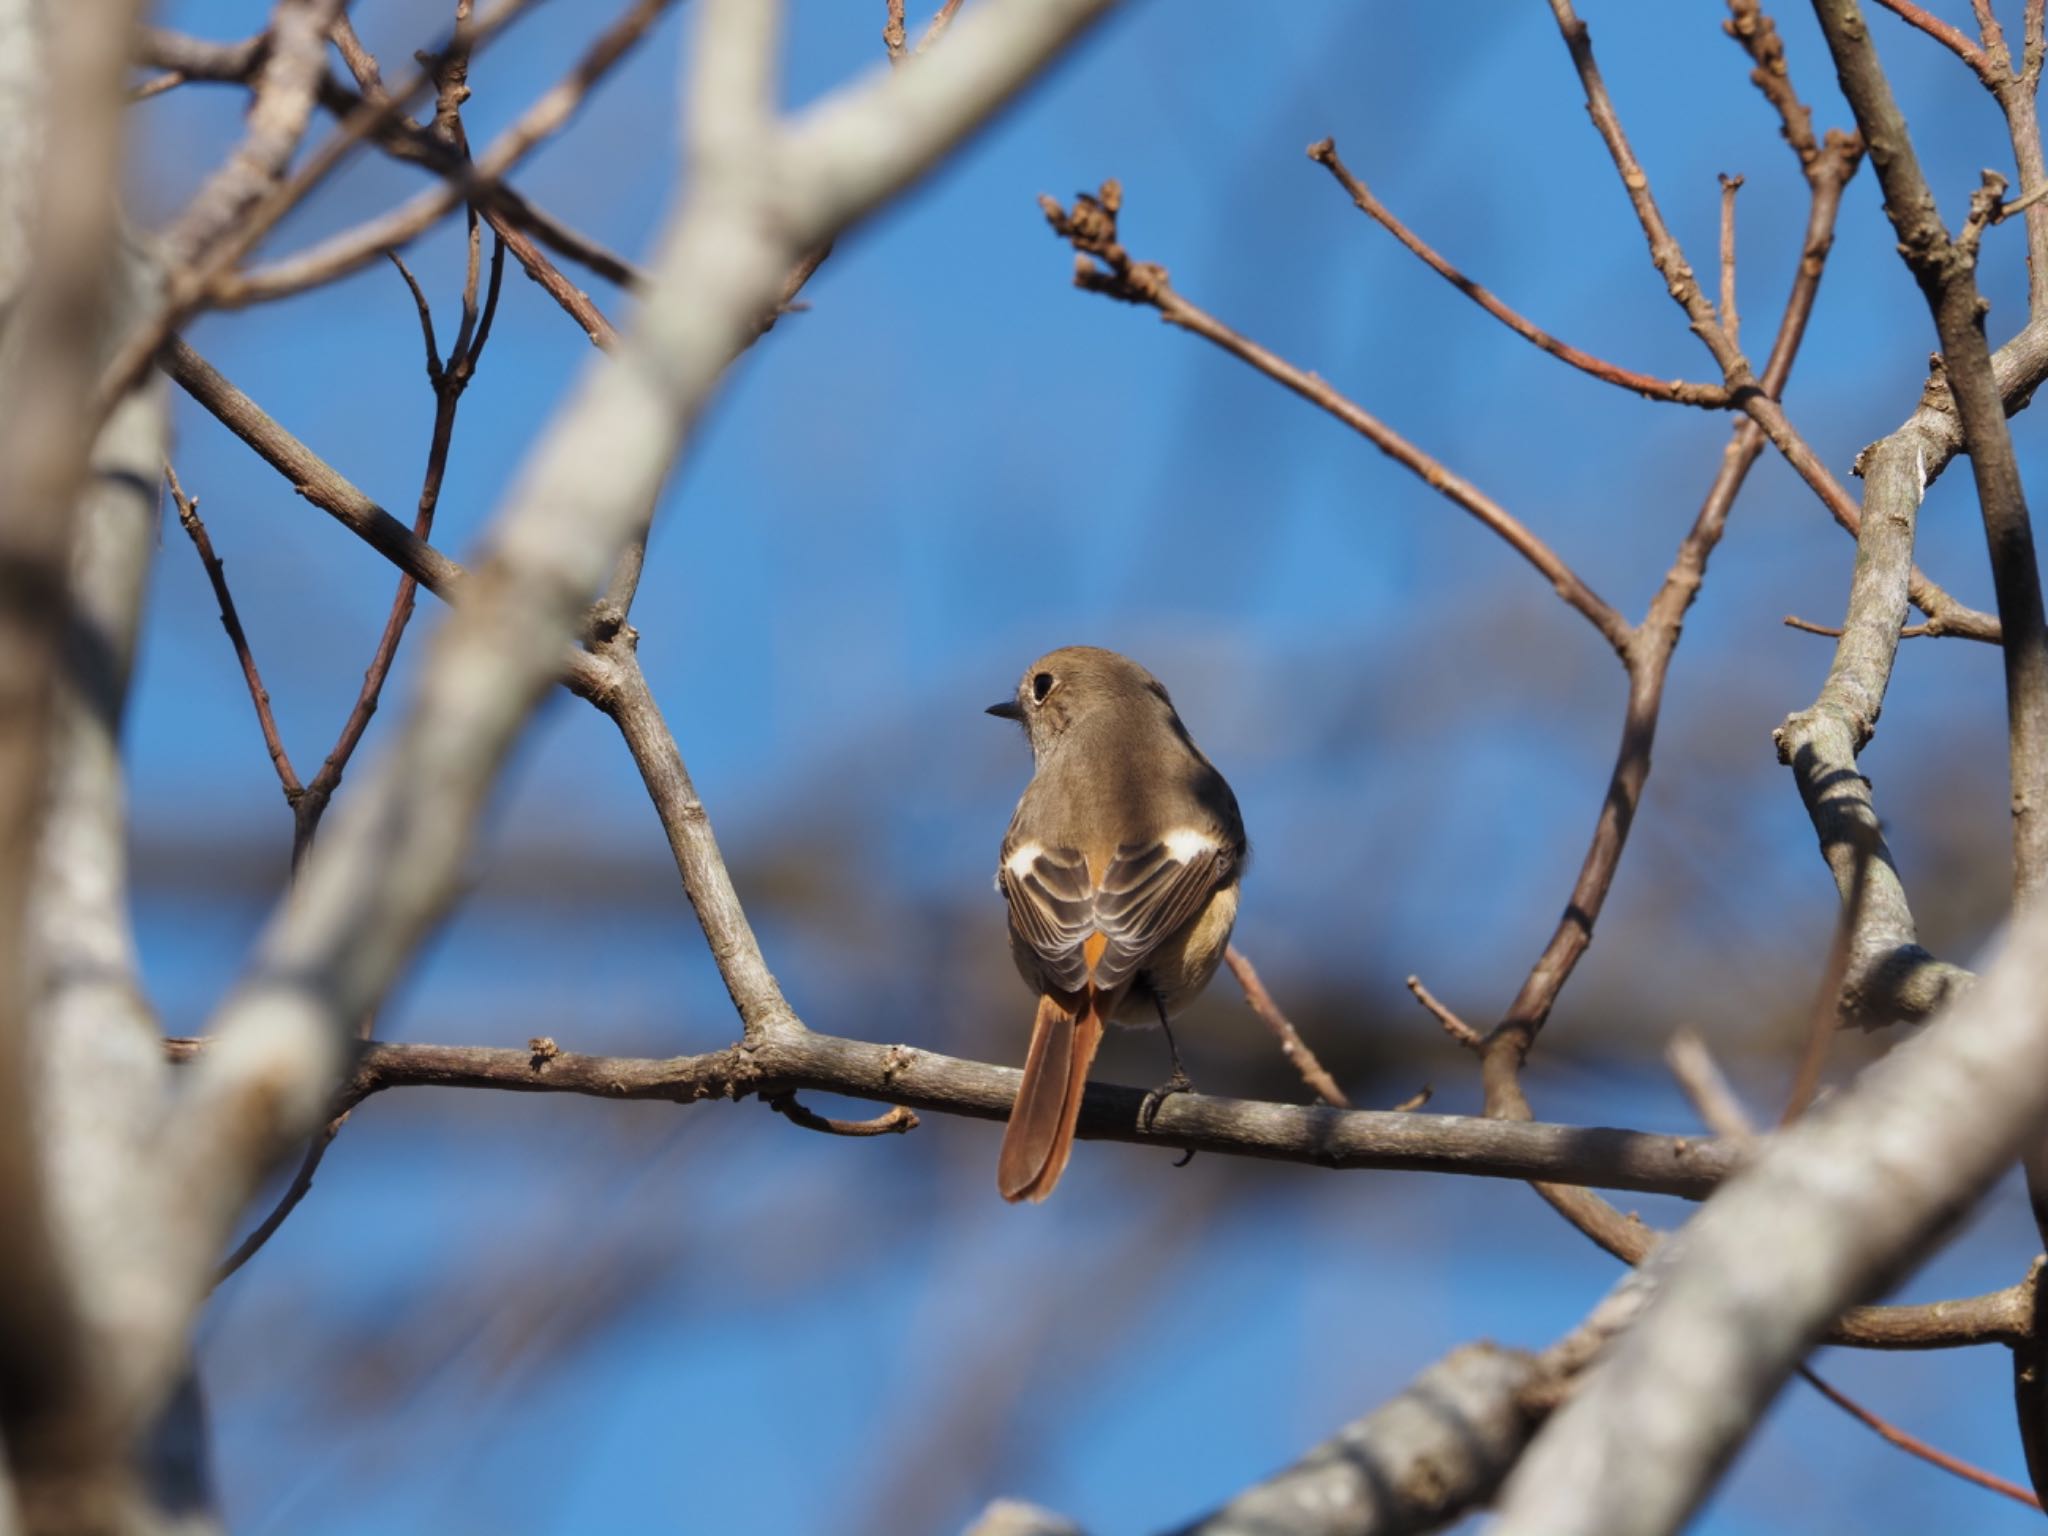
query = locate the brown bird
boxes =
[986,646,1246,1202]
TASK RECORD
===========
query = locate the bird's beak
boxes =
[985,699,1024,721]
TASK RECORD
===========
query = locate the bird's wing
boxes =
[1000,831,1237,996]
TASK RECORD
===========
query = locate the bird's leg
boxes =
[1137,985,1196,1160]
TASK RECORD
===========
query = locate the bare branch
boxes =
[1223,945,1348,1108]
[1308,139,1729,406]
[158,0,346,271]
[0,0,150,1494]
[1491,899,2048,1535]
[1799,1363,2042,1509]
[1871,0,2002,84]
[1042,182,1636,657]
[221,0,678,306]
[165,464,303,808]
[1406,974,1483,1050]
[155,1031,1735,1195]
[1719,172,1744,349]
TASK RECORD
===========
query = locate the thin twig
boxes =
[1871,0,2002,85]
[916,0,966,53]
[1799,1364,2042,1508]
[1308,140,1727,407]
[1784,613,1935,639]
[1042,182,1636,657]
[165,463,303,806]
[1223,945,1349,1108]
[1782,828,1874,1123]
[1665,1029,1756,1142]
[219,0,674,306]
[767,1094,919,1137]
[1719,172,1743,351]
[99,0,545,407]
[213,1107,352,1285]
[1407,975,1483,1051]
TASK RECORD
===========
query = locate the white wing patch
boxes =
[1004,841,1046,878]
[1161,827,1217,863]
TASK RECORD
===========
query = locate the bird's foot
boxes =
[1137,1064,1195,1136]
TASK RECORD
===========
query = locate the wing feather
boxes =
[999,834,1236,995]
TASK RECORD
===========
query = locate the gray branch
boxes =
[1490,898,2048,1535]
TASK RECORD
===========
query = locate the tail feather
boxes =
[997,992,1105,1203]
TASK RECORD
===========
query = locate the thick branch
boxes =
[1491,898,2048,1535]
[1815,0,2048,897]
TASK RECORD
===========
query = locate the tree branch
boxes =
[1491,896,2048,1535]
[1041,181,1636,657]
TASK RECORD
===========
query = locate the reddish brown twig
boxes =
[1665,1029,1756,1143]
[1406,975,1483,1052]
[285,238,506,868]
[165,463,304,809]
[1784,613,1936,639]
[1800,1364,2042,1508]
[917,0,965,53]
[1307,140,1729,408]
[1871,0,2001,84]
[1042,182,1635,658]
[214,1105,353,1285]
[1724,0,1822,163]
[1719,172,1744,350]
[767,1094,919,1137]
[1782,825,1874,1122]
[326,19,624,350]
[1224,945,1349,1109]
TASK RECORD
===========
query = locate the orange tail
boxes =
[997,991,1105,1203]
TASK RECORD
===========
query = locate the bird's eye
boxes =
[1031,671,1056,704]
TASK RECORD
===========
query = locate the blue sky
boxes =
[132,1,2048,1530]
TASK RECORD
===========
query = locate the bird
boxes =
[986,645,1246,1203]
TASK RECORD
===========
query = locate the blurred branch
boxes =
[158,0,346,272]
[1152,1272,1654,1536]
[1720,172,1743,349]
[1040,181,1636,658]
[1491,898,2048,1536]
[219,0,677,307]
[102,0,545,407]
[321,8,645,351]
[1658,1040,2037,1510]
[1783,613,1933,639]
[1665,1030,1756,1143]
[0,0,152,1511]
